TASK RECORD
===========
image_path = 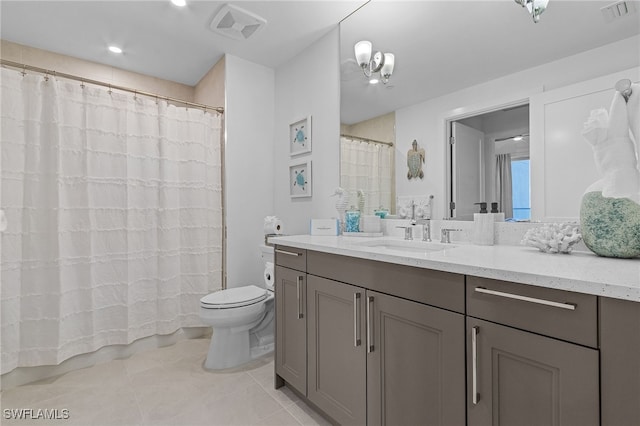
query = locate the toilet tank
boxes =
[260,244,274,264]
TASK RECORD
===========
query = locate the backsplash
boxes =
[381,219,589,252]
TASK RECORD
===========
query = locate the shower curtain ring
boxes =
[134,90,137,100]
[80,79,85,89]
[21,65,26,77]
[108,84,112,95]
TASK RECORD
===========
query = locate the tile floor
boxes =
[1,338,330,426]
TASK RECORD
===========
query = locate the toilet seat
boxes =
[201,285,268,309]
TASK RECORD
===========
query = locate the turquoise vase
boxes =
[580,191,640,258]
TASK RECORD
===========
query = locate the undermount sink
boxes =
[353,238,457,253]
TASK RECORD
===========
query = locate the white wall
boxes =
[396,35,640,220]
[274,28,341,233]
[225,55,275,288]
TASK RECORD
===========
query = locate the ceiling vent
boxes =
[209,4,266,41]
[601,1,636,22]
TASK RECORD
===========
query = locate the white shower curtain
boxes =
[340,136,393,214]
[495,153,513,219]
[0,68,223,374]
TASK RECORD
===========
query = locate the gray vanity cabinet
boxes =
[466,318,599,426]
[274,246,307,396]
[600,297,640,426]
[367,290,465,426]
[307,275,367,426]
[306,251,466,426]
[466,277,600,426]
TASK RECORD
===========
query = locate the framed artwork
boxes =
[289,115,312,156]
[289,160,312,198]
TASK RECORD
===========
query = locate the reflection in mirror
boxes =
[340,1,638,221]
[449,105,530,221]
[340,112,396,215]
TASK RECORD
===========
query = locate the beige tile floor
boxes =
[1,339,330,426]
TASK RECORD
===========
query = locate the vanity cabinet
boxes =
[466,277,599,426]
[367,289,465,426]
[307,275,366,425]
[306,251,466,426]
[274,246,307,395]
[600,297,640,426]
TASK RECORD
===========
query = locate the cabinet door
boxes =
[275,265,306,395]
[307,275,366,425]
[467,318,599,426]
[367,290,465,426]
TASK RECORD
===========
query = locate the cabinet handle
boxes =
[296,276,304,319]
[472,326,480,405]
[275,249,301,257]
[354,293,361,347]
[366,296,374,353]
[474,287,576,311]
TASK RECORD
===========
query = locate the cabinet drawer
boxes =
[275,245,307,272]
[308,251,465,313]
[467,276,597,348]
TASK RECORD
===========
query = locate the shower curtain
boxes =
[495,153,514,219]
[340,136,393,214]
[0,67,223,374]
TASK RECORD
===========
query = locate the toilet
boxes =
[199,245,275,370]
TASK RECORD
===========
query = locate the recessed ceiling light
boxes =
[171,0,186,7]
[369,78,379,85]
[108,46,123,54]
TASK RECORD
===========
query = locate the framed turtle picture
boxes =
[289,115,312,156]
[289,160,312,198]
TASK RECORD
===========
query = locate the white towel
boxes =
[627,82,640,155]
[583,93,640,202]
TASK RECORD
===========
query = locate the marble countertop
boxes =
[269,235,640,302]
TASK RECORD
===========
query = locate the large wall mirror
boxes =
[339,1,639,220]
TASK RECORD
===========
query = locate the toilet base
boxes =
[202,300,274,370]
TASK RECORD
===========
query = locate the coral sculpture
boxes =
[521,223,583,254]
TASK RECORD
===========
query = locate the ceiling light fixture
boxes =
[514,0,550,23]
[354,40,395,85]
[108,46,123,54]
[171,0,186,7]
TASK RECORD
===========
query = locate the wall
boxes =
[194,55,225,108]
[224,55,275,288]
[274,28,341,234]
[1,40,195,100]
[395,35,640,219]
[341,111,395,143]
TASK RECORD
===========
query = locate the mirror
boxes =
[340,1,639,220]
[449,105,530,221]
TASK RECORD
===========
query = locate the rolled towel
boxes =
[583,93,640,202]
[627,82,640,152]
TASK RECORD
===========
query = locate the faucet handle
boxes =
[440,228,462,243]
[396,226,413,241]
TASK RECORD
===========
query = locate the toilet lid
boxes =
[200,285,268,309]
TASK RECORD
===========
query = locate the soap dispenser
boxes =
[473,202,494,245]
[490,202,505,222]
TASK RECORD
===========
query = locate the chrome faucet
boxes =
[441,228,462,244]
[397,226,413,240]
[415,219,432,242]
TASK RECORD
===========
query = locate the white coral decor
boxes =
[521,223,582,254]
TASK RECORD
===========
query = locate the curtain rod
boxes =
[1,59,224,114]
[340,134,394,147]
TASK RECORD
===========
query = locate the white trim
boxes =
[440,87,542,219]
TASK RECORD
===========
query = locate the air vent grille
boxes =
[209,4,266,41]
[601,1,636,22]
